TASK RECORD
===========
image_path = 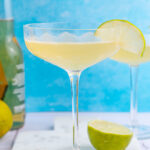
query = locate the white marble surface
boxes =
[0,112,150,150]
[12,131,140,150]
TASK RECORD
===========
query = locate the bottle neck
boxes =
[0,19,14,40]
[0,0,13,19]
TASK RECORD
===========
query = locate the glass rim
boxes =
[23,22,113,31]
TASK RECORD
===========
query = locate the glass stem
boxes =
[130,65,139,132]
[68,71,81,150]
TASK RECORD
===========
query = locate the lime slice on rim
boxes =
[95,19,146,56]
[88,120,133,150]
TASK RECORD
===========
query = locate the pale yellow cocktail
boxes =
[25,41,117,71]
[112,44,150,66]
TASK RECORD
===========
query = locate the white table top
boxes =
[1,112,150,150]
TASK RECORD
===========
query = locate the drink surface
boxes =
[0,19,25,129]
[25,40,117,71]
[111,35,150,66]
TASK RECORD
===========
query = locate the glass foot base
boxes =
[136,125,150,140]
[127,125,150,140]
[125,125,150,149]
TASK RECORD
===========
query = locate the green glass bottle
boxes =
[0,0,25,129]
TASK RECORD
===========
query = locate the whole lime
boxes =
[0,100,13,138]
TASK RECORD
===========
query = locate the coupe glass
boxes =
[122,32,150,140]
[112,30,150,140]
[24,23,118,150]
[130,42,150,140]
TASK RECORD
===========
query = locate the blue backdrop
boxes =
[12,0,150,112]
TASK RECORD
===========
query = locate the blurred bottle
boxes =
[0,0,25,129]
